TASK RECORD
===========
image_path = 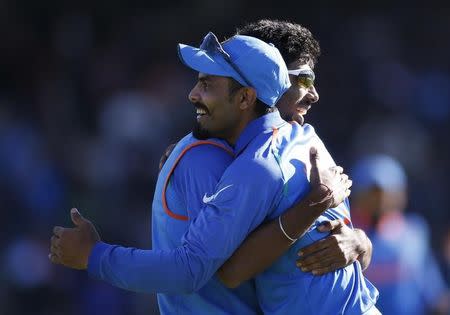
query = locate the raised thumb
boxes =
[309,146,319,168]
[70,208,85,226]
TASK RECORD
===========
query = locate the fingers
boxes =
[298,247,331,267]
[297,241,358,275]
[331,166,343,174]
[298,238,329,257]
[48,252,61,264]
[53,226,64,237]
[297,254,344,274]
[317,220,343,233]
[49,234,62,264]
[298,247,359,275]
[159,143,176,171]
[51,234,60,247]
[50,243,60,254]
[304,263,342,276]
[334,173,352,205]
[330,166,349,186]
[346,180,352,190]
[158,157,165,172]
[344,188,351,198]
[340,173,348,182]
[50,233,62,257]
[291,113,304,125]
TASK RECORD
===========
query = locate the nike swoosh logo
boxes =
[202,184,233,204]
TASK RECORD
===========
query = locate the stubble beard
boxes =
[192,121,213,140]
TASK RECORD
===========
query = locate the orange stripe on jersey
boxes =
[339,207,352,226]
[343,217,351,226]
[162,141,234,221]
[271,127,279,147]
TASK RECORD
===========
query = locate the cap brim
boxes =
[177,44,242,81]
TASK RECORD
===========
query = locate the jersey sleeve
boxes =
[87,157,284,294]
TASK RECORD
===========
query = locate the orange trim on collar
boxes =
[271,127,279,147]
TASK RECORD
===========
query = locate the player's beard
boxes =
[192,121,213,140]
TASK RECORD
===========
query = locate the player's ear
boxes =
[238,87,257,110]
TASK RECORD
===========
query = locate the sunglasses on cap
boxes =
[288,68,315,88]
[200,32,253,87]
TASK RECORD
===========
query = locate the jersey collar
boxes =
[234,111,286,156]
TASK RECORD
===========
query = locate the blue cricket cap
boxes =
[177,32,291,107]
[351,154,407,193]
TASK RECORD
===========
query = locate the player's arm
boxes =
[86,161,281,293]
[50,148,280,294]
[217,148,358,287]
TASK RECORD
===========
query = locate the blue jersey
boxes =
[361,212,447,315]
[87,111,378,314]
[152,133,261,315]
[253,122,379,314]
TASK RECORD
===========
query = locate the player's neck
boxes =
[226,112,258,146]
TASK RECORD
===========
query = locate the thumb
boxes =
[309,146,320,185]
[317,219,343,232]
[70,208,86,226]
[309,146,319,169]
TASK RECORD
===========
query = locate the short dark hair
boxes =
[236,19,321,67]
[228,78,275,116]
[254,99,276,116]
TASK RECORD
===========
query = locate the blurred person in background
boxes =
[350,154,450,315]
[440,230,450,289]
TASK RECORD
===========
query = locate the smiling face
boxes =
[188,73,244,142]
[276,61,319,125]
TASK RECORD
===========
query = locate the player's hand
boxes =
[159,143,177,171]
[49,208,100,270]
[296,220,362,275]
[291,112,304,125]
[308,147,352,208]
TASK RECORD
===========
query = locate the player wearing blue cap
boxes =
[351,154,449,315]
[50,28,379,314]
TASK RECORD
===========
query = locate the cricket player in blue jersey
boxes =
[350,155,449,315]
[50,27,379,314]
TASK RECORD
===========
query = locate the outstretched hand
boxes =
[49,208,100,270]
[308,147,352,208]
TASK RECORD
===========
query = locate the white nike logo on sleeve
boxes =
[202,184,233,204]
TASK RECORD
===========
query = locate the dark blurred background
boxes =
[0,1,449,314]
